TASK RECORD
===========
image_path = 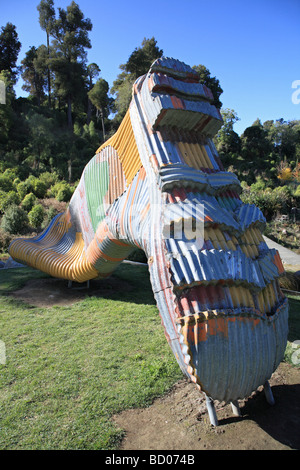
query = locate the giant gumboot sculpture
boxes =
[9,58,289,425]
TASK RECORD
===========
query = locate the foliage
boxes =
[241,180,294,221]
[0,190,20,213]
[1,205,28,234]
[16,181,30,200]
[277,165,293,181]
[193,64,223,109]
[28,203,45,229]
[111,37,163,124]
[21,192,37,212]
[21,46,47,105]
[0,22,21,82]
[32,178,47,198]
[43,205,58,227]
[0,228,14,253]
[0,175,13,192]
[49,181,73,201]
[56,184,73,202]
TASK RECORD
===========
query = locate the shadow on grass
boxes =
[0,263,156,307]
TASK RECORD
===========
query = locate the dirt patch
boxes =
[113,363,300,450]
[11,276,133,308]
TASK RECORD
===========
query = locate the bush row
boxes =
[0,170,75,205]
[240,177,300,221]
[0,170,75,244]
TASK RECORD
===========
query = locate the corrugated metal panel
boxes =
[159,164,242,194]
[9,56,288,406]
[177,299,288,402]
[149,72,213,103]
[9,213,99,282]
[166,247,282,290]
[84,156,109,232]
[150,57,200,80]
[97,110,142,186]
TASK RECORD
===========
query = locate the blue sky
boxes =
[1,0,299,134]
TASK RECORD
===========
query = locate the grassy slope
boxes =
[0,265,299,449]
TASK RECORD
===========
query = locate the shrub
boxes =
[3,168,18,181]
[250,176,266,192]
[46,206,58,223]
[56,185,73,202]
[38,171,59,190]
[0,190,20,213]
[49,181,66,198]
[32,179,47,198]
[28,204,45,229]
[24,175,36,192]
[21,192,37,212]
[1,205,28,234]
[49,181,73,202]
[0,228,13,253]
[294,185,300,197]
[17,181,30,200]
[24,176,47,199]
[0,176,13,192]
[13,177,21,188]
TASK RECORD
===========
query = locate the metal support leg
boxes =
[205,394,218,426]
[231,400,241,417]
[264,381,275,406]
[68,280,72,288]
[86,280,90,289]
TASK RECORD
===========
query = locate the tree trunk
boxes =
[47,32,51,108]
[86,98,92,125]
[100,108,106,141]
[67,95,73,131]
[68,157,72,183]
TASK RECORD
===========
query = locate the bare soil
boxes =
[10,277,300,451]
[11,276,133,308]
[114,363,300,450]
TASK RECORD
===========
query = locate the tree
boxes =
[37,0,55,107]
[111,37,163,123]
[240,120,273,177]
[0,70,16,145]
[25,111,54,170]
[88,78,110,140]
[124,37,163,78]
[193,64,223,109]
[1,205,28,234]
[86,62,101,124]
[48,1,92,130]
[0,23,21,83]
[21,46,47,106]
[214,108,241,169]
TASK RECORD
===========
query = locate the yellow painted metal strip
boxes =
[97,110,142,186]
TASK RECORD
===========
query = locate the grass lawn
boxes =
[0,264,182,450]
[0,264,299,450]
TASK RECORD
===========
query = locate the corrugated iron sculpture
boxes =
[9,58,289,425]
